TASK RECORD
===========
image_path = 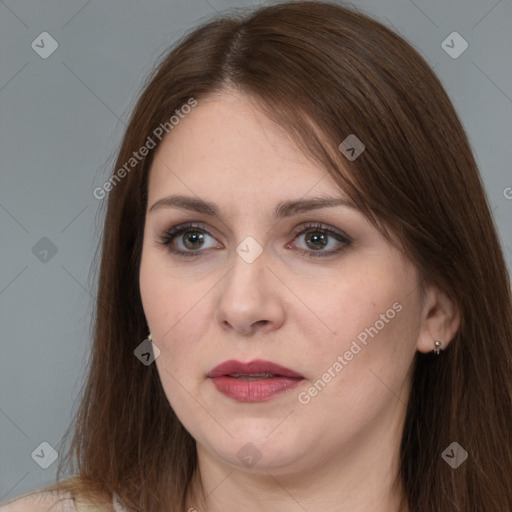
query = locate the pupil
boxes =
[306,232,327,250]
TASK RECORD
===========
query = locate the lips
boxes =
[208,359,304,402]
[208,359,304,379]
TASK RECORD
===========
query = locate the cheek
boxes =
[140,247,195,333]
[299,265,420,386]
[295,311,418,437]
[298,273,393,351]
[139,250,210,376]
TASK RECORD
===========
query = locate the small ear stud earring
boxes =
[433,340,442,355]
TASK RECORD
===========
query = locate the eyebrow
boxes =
[148,194,358,219]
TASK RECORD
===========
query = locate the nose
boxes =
[215,246,285,336]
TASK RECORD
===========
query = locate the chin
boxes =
[202,430,308,472]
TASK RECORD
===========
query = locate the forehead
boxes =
[147,91,346,208]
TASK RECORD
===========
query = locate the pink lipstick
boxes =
[208,359,304,402]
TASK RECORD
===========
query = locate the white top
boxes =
[0,490,132,512]
[112,493,131,512]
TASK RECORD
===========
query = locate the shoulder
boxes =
[0,490,76,512]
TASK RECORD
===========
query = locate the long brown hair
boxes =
[8,1,511,510]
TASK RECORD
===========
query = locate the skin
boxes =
[139,89,460,512]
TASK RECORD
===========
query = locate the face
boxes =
[139,90,425,477]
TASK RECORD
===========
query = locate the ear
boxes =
[416,284,461,354]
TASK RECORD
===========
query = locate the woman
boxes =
[2,1,511,511]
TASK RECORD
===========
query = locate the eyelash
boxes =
[157,222,351,259]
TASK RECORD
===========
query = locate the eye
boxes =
[157,223,220,257]
[288,222,351,258]
[157,222,351,258]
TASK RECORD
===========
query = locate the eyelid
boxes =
[290,222,351,242]
[288,222,351,258]
[157,222,217,255]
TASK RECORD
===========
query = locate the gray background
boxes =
[1,0,511,502]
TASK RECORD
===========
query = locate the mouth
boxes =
[227,373,281,380]
[208,359,304,402]
[208,359,304,379]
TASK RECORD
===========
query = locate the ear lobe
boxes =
[416,284,461,354]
